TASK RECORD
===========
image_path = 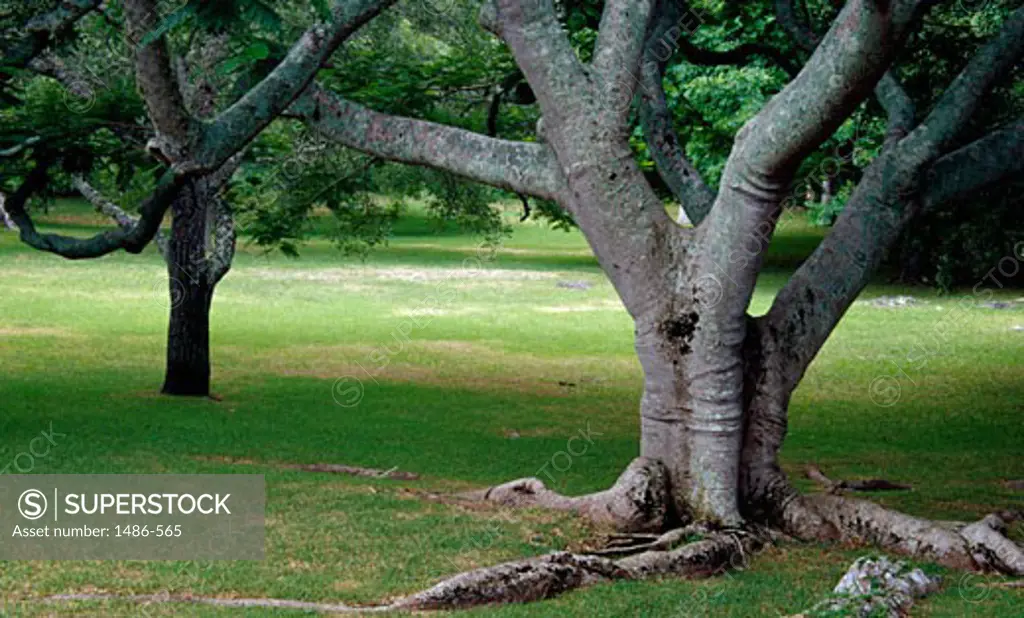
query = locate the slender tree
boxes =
[1,0,395,395]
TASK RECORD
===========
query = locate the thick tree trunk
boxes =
[161,184,214,397]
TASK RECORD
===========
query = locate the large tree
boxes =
[282,0,1024,602]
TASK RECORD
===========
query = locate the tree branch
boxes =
[489,0,679,322]
[290,84,566,202]
[638,0,717,225]
[194,0,397,171]
[592,0,658,126]
[26,52,94,100]
[70,175,170,260]
[729,0,919,180]
[677,38,799,77]
[774,0,916,152]
[897,7,1024,166]
[875,71,916,148]
[486,0,590,126]
[6,158,184,260]
[921,119,1024,210]
[123,0,193,148]
[763,6,1024,395]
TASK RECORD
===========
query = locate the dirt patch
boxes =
[247,266,561,284]
[534,304,621,313]
[191,455,419,480]
[0,326,71,337]
[397,242,593,258]
[393,307,488,318]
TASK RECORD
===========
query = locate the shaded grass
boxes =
[0,200,1021,616]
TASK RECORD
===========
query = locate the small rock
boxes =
[868,295,918,308]
[556,280,592,291]
[805,556,941,617]
[1011,325,1024,332]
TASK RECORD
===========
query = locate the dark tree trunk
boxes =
[161,183,214,397]
[162,275,212,397]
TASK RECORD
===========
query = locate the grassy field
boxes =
[0,199,1022,616]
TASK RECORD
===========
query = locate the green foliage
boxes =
[896,183,1024,292]
[886,1,1024,287]
[806,181,854,228]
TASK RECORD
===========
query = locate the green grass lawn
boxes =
[1,200,1021,616]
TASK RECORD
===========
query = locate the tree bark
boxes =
[161,183,213,397]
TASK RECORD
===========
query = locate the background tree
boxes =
[1,0,527,396]
[1,0,396,396]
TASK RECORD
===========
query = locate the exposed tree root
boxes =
[461,457,671,532]
[791,555,941,618]
[193,455,420,480]
[587,525,705,557]
[984,579,1024,589]
[392,551,630,610]
[806,465,912,493]
[282,463,420,480]
[46,593,390,613]
[781,494,1024,575]
[45,528,761,613]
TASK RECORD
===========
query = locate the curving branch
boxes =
[290,84,566,202]
[194,0,397,171]
[677,38,799,77]
[896,8,1024,167]
[6,158,185,260]
[774,0,917,153]
[921,119,1024,211]
[638,0,717,225]
[27,52,95,100]
[70,175,170,260]
[725,0,920,182]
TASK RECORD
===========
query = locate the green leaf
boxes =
[139,3,198,47]
[245,42,270,61]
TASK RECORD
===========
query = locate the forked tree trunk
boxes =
[161,184,214,397]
